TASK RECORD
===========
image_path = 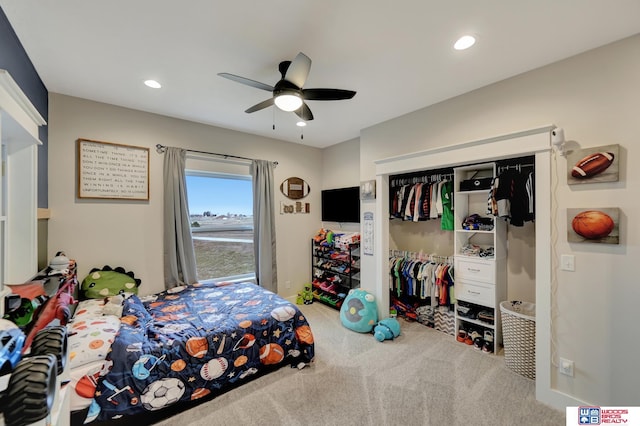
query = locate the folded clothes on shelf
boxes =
[462,214,494,231]
[460,244,494,258]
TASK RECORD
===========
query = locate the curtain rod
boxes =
[155,144,278,166]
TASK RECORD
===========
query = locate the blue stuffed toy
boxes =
[339,289,378,333]
[373,317,401,342]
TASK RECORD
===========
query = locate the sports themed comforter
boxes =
[83,281,315,423]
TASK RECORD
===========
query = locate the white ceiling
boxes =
[2,1,639,148]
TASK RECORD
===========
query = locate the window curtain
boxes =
[251,160,277,293]
[163,147,198,289]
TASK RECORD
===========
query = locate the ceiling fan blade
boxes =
[302,88,356,101]
[294,102,314,121]
[284,52,311,88]
[218,73,274,92]
[245,98,274,113]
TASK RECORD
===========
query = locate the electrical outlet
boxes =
[559,358,574,377]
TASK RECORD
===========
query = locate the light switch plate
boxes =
[561,254,575,271]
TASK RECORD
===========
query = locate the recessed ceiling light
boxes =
[454,35,476,50]
[144,79,162,89]
[296,121,307,127]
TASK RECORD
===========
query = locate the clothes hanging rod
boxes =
[155,144,278,166]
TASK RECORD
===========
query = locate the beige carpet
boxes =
[155,302,565,426]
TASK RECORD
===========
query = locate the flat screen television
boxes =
[321,186,360,223]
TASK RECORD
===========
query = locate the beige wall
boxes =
[320,137,360,234]
[47,94,322,299]
[352,34,640,407]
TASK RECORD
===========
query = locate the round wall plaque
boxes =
[280,177,310,200]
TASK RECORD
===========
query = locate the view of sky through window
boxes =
[186,175,252,216]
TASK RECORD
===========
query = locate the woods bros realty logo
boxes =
[567,407,640,424]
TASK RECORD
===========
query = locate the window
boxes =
[185,171,254,282]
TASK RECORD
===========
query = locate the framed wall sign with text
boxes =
[77,138,149,200]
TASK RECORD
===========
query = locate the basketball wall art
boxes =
[567,207,619,244]
[567,144,619,185]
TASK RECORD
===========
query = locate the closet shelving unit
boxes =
[453,162,507,351]
[311,240,360,310]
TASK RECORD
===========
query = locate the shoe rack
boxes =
[311,240,361,310]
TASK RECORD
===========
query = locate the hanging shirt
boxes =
[440,180,454,231]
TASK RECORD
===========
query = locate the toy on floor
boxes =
[373,317,401,342]
[339,289,378,333]
[297,284,314,305]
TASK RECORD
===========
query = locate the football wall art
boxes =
[567,207,619,244]
[567,144,619,185]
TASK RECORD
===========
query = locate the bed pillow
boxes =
[72,299,108,320]
[68,314,121,370]
[80,265,141,299]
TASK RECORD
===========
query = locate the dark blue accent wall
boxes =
[0,6,48,208]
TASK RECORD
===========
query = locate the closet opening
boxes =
[371,126,557,408]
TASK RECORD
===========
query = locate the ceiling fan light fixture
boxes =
[454,35,476,50]
[144,79,162,89]
[274,92,303,112]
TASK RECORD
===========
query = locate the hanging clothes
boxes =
[488,167,535,226]
[388,251,454,305]
[440,180,454,231]
[389,177,453,226]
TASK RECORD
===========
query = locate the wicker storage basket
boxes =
[500,301,536,379]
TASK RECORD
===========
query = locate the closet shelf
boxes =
[457,189,490,195]
[457,316,496,330]
[454,161,507,353]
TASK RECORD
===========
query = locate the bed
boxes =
[67,280,315,424]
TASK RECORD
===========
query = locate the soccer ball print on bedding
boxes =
[140,378,186,411]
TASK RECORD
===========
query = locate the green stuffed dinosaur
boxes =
[81,265,141,299]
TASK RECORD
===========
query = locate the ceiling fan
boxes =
[218,52,356,121]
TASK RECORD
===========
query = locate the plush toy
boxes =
[373,317,401,342]
[102,294,125,317]
[323,230,335,246]
[296,284,314,305]
[313,228,327,244]
[81,265,141,299]
[339,289,378,333]
[302,284,314,305]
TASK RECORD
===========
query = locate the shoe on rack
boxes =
[482,330,494,353]
[457,328,468,343]
[325,283,338,294]
[470,330,483,349]
[464,330,475,345]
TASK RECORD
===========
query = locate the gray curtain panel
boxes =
[252,160,277,293]
[163,147,198,288]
